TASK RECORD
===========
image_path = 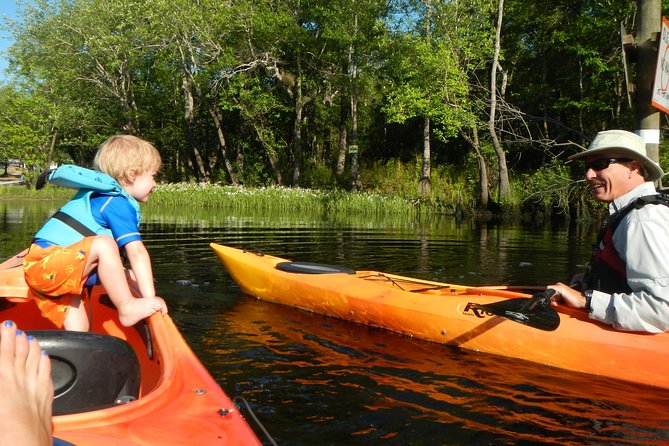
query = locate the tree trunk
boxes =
[349,9,361,192]
[208,105,240,185]
[250,122,283,185]
[291,58,304,187]
[489,0,510,202]
[461,126,488,208]
[349,94,360,192]
[47,128,58,166]
[336,102,348,178]
[418,115,431,197]
[418,0,432,198]
[634,0,661,167]
[181,73,208,182]
[125,72,140,135]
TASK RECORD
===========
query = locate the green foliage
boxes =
[381,33,473,140]
[0,85,56,185]
[304,162,336,189]
[360,158,477,212]
[0,184,73,200]
[0,159,601,219]
[503,0,635,138]
[361,159,416,196]
[660,138,669,179]
[0,0,653,217]
[519,160,578,214]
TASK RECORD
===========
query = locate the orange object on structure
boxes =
[0,264,261,446]
[210,242,669,391]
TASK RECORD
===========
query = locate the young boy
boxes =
[23,135,168,331]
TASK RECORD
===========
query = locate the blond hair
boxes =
[94,135,161,183]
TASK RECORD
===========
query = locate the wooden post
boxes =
[634,0,661,165]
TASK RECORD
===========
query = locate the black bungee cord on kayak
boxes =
[232,395,278,446]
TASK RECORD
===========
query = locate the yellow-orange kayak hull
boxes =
[211,242,669,390]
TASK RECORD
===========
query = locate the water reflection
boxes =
[1,199,666,445]
[209,299,669,445]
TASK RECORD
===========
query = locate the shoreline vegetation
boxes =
[0,178,598,224]
[0,182,432,216]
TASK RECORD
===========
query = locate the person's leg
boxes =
[0,320,53,446]
[62,296,89,332]
[84,236,163,327]
[25,241,94,330]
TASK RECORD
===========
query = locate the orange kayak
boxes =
[0,264,262,446]
[211,243,669,390]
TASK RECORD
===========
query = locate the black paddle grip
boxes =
[522,288,557,312]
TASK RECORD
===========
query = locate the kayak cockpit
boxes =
[0,268,163,416]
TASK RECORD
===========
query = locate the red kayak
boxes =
[0,263,262,445]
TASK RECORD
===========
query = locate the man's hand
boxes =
[547,282,587,309]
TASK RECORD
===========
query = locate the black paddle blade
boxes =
[474,292,560,331]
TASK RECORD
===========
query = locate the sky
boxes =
[0,2,20,79]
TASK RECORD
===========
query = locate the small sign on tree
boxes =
[652,17,669,114]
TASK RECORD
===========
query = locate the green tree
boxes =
[383,0,474,198]
[8,1,158,162]
[303,0,387,190]
[503,0,636,142]
[0,85,57,185]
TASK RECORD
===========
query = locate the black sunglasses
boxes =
[584,158,632,172]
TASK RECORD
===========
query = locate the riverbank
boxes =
[0,182,431,216]
[0,163,26,186]
[0,179,592,223]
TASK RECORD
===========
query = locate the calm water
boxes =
[2,200,669,445]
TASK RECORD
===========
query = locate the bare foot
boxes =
[0,320,53,446]
[118,296,168,327]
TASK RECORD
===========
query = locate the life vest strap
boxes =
[51,211,97,237]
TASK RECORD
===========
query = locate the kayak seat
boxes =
[276,261,355,275]
[29,330,141,416]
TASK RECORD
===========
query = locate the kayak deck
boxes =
[211,243,669,390]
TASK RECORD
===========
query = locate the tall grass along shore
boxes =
[0,182,423,216]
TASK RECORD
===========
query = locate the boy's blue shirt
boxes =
[90,194,142,247]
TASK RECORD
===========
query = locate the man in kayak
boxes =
[23,135,168,331]
[548,129,669,332]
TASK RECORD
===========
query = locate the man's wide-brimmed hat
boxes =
[568,129,665,181]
